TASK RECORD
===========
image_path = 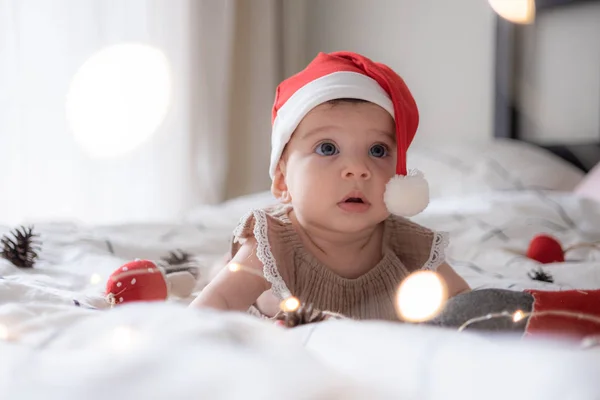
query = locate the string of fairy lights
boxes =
[228,261,600,348]
[1,261,600,350]
[457,309,600,333]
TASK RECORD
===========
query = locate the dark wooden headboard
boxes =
[493,0,600,171]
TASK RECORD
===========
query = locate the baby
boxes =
[190,51,470,321]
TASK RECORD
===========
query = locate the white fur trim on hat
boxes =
[269,71,394,178]
[384,169,429,217]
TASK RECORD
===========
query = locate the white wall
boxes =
[304,0,497,145]
[0,0,201,225]
[518,2,600,144]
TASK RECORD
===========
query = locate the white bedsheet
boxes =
[414,191,600,292]
[2,190,600,399]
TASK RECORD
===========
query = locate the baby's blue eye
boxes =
[316,142,338,156]
[369,144,388,158]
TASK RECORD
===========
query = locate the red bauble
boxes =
[526,234,565,264]
[105,259,168,305]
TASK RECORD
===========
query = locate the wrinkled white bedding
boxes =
[2,190,600,399]
[415,191,600,292]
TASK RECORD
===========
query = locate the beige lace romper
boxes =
[229,204,448,321]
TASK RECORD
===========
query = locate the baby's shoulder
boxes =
[228,204,295,258]
[232,204,292,239]
[228,204,297,299]
[385,214,436,238]
[385,215,449,272]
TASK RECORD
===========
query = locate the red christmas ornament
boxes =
[105,259,168,306]
[526,234,565,264]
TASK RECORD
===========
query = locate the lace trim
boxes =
[251,210,292,300]
[232,210,253,242]
[422,231,449,271]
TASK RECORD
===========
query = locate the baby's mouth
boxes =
[344,197,364,204]
[338,193,371,213]
[339,192,370,205]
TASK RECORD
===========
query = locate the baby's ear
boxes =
[271,162,291,203]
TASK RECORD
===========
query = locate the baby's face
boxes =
[277,101,396,233]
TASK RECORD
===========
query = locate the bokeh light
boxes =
[396,270,447,322]
[488,0,535,24]
[66,43,172,158]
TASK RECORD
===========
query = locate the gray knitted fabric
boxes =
[425,288,534,333]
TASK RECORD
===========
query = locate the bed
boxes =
[5,141,600,400]
[2,2,600,399]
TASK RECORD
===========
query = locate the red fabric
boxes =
[105,259,168,305]
[526,234,564,264]
[524,289,600,339]
[272,51,419,176]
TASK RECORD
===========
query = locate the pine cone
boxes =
[528,267,554,283]
[274,303,328,328]
[161,249,191,266]
[0,226,41,268]
[160,249,200,280]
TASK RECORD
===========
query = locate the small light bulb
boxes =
[513,310,525,322]
[581,335,600,349]
[0,323,9,341]
[280,296,300,312]
[90,273,102,285]
[396,270,447,322]
[228,263,241,272]
[488,0,535,24]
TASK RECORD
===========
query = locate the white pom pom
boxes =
[384,169,429,217]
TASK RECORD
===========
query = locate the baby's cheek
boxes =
[369,162,394,188]
[293,154,326,173]
[288,169,325,202]
[376,156,396,174]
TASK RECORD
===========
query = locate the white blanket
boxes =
[2,190,600,399]
[415,191,600,291]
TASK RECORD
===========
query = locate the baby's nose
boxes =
[342,159,371,180]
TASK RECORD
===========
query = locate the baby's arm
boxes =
[189,237,269,312]
[436,262,470,298]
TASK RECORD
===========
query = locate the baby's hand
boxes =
[273,304,346,328]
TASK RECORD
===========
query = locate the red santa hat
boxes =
[270,51,428,217]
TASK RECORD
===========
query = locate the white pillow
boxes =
[184,190,277,228]
[408,139,585,198]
